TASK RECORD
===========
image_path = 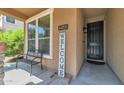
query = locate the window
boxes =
[38,15,50,55]
[28,21,36,52]
[26,9,53,59]
[6,16,15,24]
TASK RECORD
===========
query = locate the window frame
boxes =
[38,14,50,55]
[27,21,36,52]
[6,16,15,24]
[25,8,54,59]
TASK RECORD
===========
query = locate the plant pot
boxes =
[0,42,6,53]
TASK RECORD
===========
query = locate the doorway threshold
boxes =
[87,59,105,65]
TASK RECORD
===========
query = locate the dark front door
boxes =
[87,21,104,60]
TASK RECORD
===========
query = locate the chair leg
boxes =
[16,61,18,69]
[30,65,32,76]
[40,58,43,70]
[3,61,5,72]
[41,63,43,70]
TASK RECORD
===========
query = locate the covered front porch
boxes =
[0,8,124,85]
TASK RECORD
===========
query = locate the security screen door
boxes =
[87,21,104,60]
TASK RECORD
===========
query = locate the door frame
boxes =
[85,15,106,62]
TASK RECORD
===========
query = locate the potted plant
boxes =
[0,42,6,54]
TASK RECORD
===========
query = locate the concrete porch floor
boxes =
[70,62,122,85]
[0,62,70,85]
[0,61,122,85]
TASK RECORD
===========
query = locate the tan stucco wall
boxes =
[24,8,84,78]
[107,9,124,83]
[75,9,85,75]
[41,8,79,77]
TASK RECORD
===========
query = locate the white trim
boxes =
[24,23,28,54]
[35,19,38,50]
[26,8,54,23]
[39,37,50,39]
[85,15,106,62]
[0,15,3,29]
[25,8,54,59]
[86,15,105,23]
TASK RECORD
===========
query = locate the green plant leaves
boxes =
[0,29,24,56]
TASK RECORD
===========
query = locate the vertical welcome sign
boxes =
[58,32,66,77]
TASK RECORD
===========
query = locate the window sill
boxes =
[43,54,53,59]
[27,52,53,60]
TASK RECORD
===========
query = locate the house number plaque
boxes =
[58,24,68,30]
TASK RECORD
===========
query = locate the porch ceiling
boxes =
[0,8,108,21]
[0,8,47,21]
[83,8,108,18]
